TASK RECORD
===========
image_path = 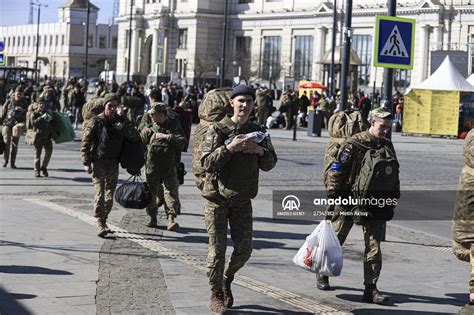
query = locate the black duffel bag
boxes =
[115,176,151,209]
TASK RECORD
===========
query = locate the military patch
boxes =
[330,162,344,172]
[385,165,393,175]
[338,144,352,163]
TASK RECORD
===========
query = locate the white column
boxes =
[130,28,139,74]
[432,25,441,51]
[151,28,158,75]
[314,26,327,82]
[417,25,430,83]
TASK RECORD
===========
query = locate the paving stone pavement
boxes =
[96,210,174,314]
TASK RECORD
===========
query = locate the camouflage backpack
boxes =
[191,88,233,191]
[323,109,367,188]
[82,96,105,128]
[347,138,399,224]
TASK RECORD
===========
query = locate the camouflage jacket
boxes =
[80,112,139,166]
[326,130,399,199]
[255,89,270,108]
[201,115,277,201]
[452,129,474,259]
[28,110,56,143]
[141,117,186,176]
[1,97,29,124]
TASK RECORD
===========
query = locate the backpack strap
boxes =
[213,122,234,141]
[346,138,371,152]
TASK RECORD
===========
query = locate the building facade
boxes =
[116,0,474,91]
[0,0,118,81]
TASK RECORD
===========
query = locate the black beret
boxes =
[230,85,255,100]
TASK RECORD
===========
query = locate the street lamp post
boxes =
[219,0,229,87]
[33,2,48,83]
[329,0,337,98]
[84,0,91,83]
[338,0,353,111]
[127,0,133,82]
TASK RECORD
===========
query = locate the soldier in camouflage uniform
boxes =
[279,88,298,130]
[140,103,186,231]
[255,86,270,126]
[1,86,29,168]
[322,107,399,305]
[452,129,474,314]
[80,93,140,237]
[27,97,56,177]
[200,85,277,314]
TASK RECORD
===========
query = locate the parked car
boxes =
[87,77,99,94]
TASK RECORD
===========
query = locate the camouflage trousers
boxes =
[204,199,253,293]
[257,106,269,126]
[92,160,119,219]
[470,244,474,293]
[2,125,23,164]
[34,140,53,173]
[332,206,384,286]
[146,168,181,219]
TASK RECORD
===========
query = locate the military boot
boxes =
[41,167,49,177]
[209,290,226,314]
[97,218,107,238]
[316,274,330,290]
[223,275,234,308]
[167,215,179,231]
[147,216,157,228]
[362,284,389,305]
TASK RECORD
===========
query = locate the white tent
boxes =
[411,55,474,92]
[467,73,474,86]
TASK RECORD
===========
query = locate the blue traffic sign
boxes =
[0,41,4,52]
[374,15,415,70]
[0,53,5,66]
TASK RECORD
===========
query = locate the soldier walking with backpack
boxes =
[27,97,57,177]
[320,107,400,305]
[200,85,277,314]
[140,103,186,231]
[80,93,140,237]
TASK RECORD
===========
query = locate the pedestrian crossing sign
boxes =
[374,15,415,70]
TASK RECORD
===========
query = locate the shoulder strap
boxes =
[213,122,233,139]
[346,138,370,151]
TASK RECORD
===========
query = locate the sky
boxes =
[0,0,115,26]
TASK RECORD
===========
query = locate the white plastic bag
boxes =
[292,220,343,276]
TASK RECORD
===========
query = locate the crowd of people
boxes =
[0,77,471,315]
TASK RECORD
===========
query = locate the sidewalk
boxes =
[0,126,469,314]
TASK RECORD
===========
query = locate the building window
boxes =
[37,36,40,46]
[125,30,129,48]
[44,35,47,47]
[470,34,474,74]
[50,35,53,46]
[235,36,252,76]
[293,35,313,81]
[178,29,187,49]
[28,36,31,47]
[56,35,59,46]
[22,36,25,46]
[112,36,118,49]
[394,69,411,89]
[62,35,65,46]
[88,35,93,47]
[239,0,254,3]
[261,36,281,81]
[12,37,15,46]
[352,35,372,86]
[99,35,106,48]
